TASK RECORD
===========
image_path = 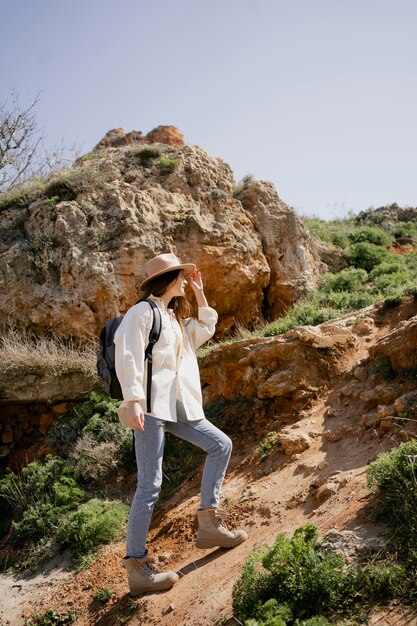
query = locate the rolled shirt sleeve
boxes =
[185,306,218,350]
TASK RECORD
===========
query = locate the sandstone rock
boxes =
[378,417,396,432]
[360,384,401,408]
[323,429,343,442]
[237,180,326,317]
[0,143,325,339]
[257,371,295,399]
[320,528,386,563]
[94,125,184,150]
[201,321,357,422]
[315,482,337,502]
[360,413,376,429]
[340,381,360,398]
[352,317,375,337]
[369,316,417,372]
[353,366,368,382]
[146,125,184,147]
[394,391,417,413]
[0,370,100,403]
[313,239,348,273]
[376,405,394,419]
[279,431,312,456]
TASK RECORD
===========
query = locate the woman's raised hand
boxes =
[186,269,203,291]
[186,268,208,307]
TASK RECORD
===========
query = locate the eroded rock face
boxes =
[200,318,358,422]
[369,315,417,372]
[0,143,324,338]
[238,181,327,317]
[94,125,185,150]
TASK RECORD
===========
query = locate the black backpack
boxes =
[97,299,162,412]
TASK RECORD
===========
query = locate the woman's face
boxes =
[166,271,187,297]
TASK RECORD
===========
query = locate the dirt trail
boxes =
[3,309,417,626]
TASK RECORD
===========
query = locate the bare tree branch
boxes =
[0,89,81,192]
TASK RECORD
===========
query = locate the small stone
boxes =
[239,487,257,502]
[379,417,395,431]
[315,483,337,502]
[353,366,368,382]
[163,603,176,615]
[280,431,312,456]
[324,430,342,443]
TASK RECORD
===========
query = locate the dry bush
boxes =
[0,329,96,378]
[69,434,120,482]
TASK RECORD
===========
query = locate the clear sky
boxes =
[1,0,416,218]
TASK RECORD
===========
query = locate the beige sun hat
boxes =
[140,253,196,290]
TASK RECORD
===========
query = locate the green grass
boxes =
[44,166,108,201]
[158,156,179,173]
[0,177,47,211]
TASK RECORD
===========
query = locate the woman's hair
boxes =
[141,269,191,326]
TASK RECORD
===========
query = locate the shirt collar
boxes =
[147,294,171,313]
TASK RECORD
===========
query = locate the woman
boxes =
[114,253,247,595]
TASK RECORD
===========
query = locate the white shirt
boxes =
[114,295,218,423]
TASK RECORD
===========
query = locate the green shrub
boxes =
[158,157,179,174]
[233,525,409,625]
[257,432,281,462]
[393,221,417,240]
[356,208,385,226]
[13,502,61,545]
[133,145,162,165]
[367,440,417,558]
[45,166,107,201]
[369,259,405,278]
[261,304,339,337]
[346,563,406,604]
[371,270,415,297]
[58,498,128,562]
[211,188,227,200]
[319,268,368,293]
[48,393,134,484]
[0,455,84,546]
[313,289,375,312]
[233,525,346,622]
[348,226,393,247]
[348,242,391,272]
[26,609,76,626]
[48,392,122,458]
[302,217,353,248]
[94,587,115,606]
[0,455,83,516]
[233,174,254,197]
[0,177,46,211]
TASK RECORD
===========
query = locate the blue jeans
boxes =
[126,402,233,557]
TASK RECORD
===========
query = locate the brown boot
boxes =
[122,554,179,595]
[196,508,248,549]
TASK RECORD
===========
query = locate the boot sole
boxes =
[196,536,247,549]
[129,580,177,595]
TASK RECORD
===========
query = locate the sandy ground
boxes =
[2,309,417,626]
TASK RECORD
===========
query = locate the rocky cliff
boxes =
[0,131,327,339]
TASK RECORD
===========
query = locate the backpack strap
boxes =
[136,299,162,413]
